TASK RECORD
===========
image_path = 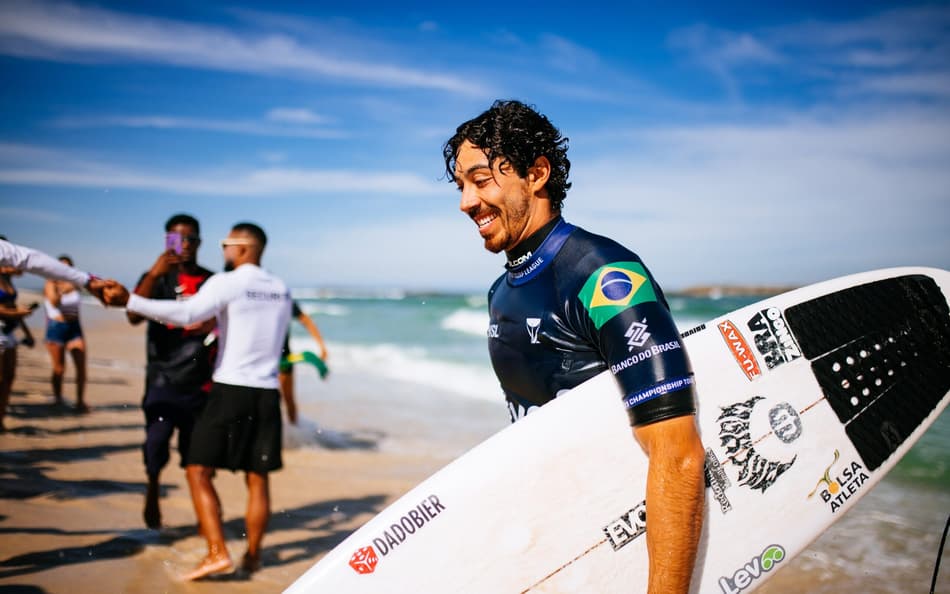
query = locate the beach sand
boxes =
[0,295,504,593]
[1,294,947,593]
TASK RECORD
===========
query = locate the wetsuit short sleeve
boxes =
[576,259,697,426]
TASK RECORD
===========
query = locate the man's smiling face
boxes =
[454,141,536,254]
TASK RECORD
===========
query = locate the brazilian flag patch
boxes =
[578,262,657,329]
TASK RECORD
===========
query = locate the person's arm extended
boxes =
[633,415,705,594]
[0,240,90,286]
[296,311,328,360]
[127,252,180,325]
[126,275,223,328]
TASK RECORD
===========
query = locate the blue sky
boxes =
[1,0,948,292]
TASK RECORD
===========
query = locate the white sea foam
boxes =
[289,336,502,402]
[299,302,349,317]
[441,308,489,337]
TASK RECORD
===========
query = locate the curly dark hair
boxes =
[443,99,571,211]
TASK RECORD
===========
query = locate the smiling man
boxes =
[443,100,705,594]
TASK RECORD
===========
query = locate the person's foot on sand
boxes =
[240,551,261,574]
[181,552,233,581]
[74,402,90,414]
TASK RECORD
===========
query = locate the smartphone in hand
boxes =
[165,231,183,255]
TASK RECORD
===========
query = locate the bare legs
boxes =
[183,465,269,580]
[242,471,270,572]
[46,338,86,411]
[46,341,65,405]
[0,349,16,431]
[183,464,232,580]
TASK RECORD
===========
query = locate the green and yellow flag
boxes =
[578,261,657,329]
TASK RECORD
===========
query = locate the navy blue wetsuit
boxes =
[488,218,696,426]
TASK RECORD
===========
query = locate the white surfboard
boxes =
[285,267,950,594]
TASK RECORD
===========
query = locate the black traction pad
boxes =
[784,275,950,470]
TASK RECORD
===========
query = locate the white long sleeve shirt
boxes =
[127,263,292,389]
[0,240,91,286]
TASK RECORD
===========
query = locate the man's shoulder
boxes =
[559,226,641,276]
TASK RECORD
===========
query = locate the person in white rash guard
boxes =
[0,239,108,299]
[102,222,292,581]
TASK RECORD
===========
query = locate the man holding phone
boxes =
[127,213,216,529]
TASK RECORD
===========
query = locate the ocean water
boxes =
[287,289,948,488]
[286,289,949,591]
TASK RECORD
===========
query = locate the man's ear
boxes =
[527,156,551,193]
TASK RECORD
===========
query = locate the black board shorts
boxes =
[186,382,283,473]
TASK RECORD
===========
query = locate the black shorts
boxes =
[187,382,283,473]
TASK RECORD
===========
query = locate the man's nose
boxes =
[459,185,479,213]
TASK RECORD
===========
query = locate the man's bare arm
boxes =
[633,414,705,594]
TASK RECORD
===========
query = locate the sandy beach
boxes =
[1,292,947,594]
[0,294,504,593]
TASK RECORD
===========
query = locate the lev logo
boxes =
[719,544,786,594]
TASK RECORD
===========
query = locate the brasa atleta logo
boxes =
[807,450,869,513]
[348,494,447,575]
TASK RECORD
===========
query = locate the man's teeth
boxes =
[476,214,497,228]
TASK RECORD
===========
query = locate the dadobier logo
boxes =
[807,450,869,513]
[348,494,447,575]
[578,262,657,330]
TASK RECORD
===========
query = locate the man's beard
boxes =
[223,260,235,272]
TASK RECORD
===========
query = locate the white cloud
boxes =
[566,110,950,287]
[0,0,485,95]
[0,145,445,196]
[0,206,67,224]
[50,114,347,139]
[266,107,329,125]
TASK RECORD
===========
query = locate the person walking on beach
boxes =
[0,256,37,432]
[126,214,216,529]
[44,255,89,413]
[443,100,705,594]
[102,222,292,580]
[278,300,329,425]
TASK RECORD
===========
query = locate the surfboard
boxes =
[284,267,950,594]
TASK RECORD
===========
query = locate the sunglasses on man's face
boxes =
[220,238,256,249]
